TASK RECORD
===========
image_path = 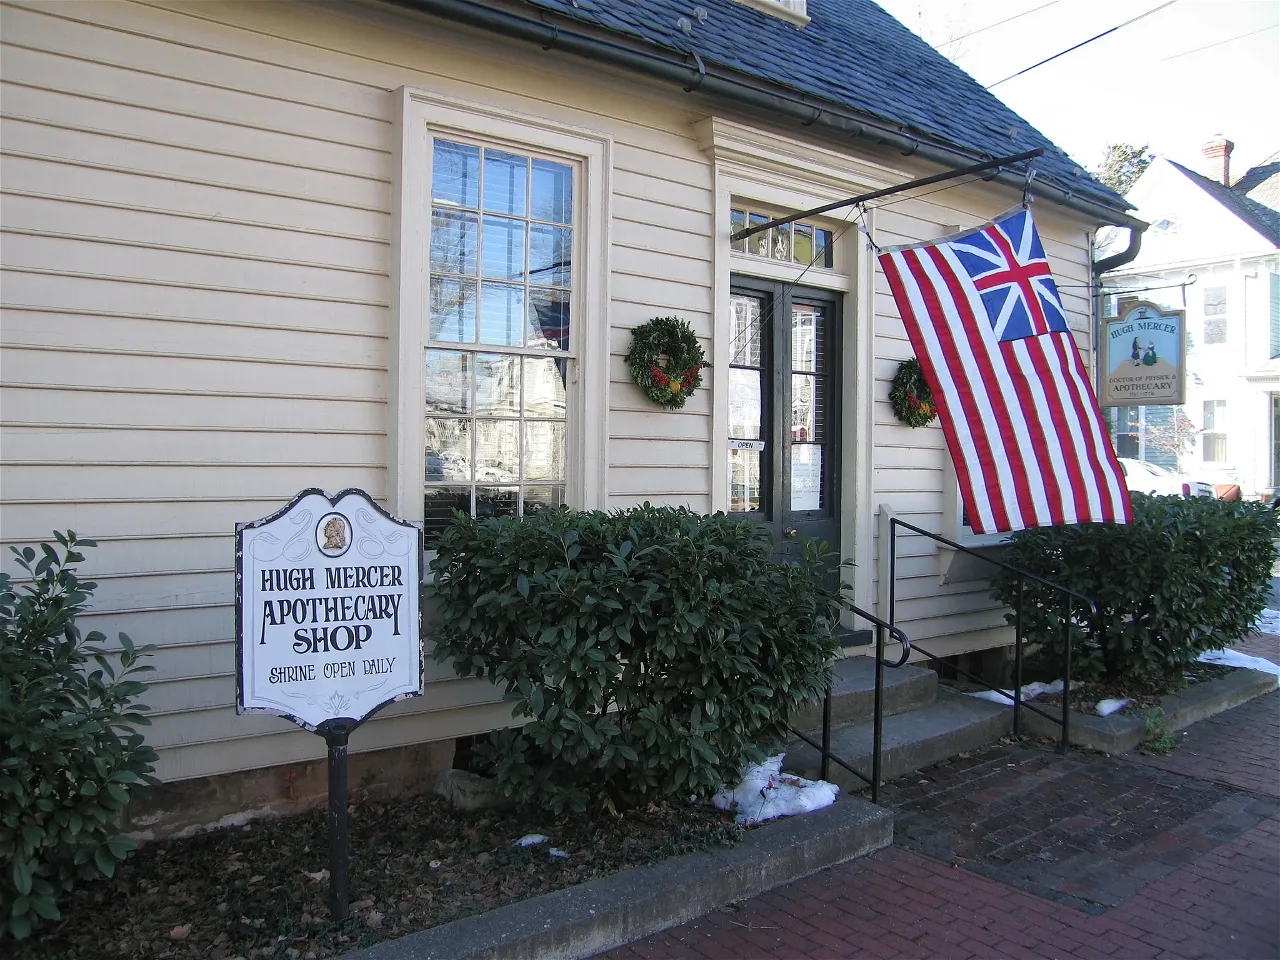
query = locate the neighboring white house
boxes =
[0,0,1135,833]
[1102,138,1280,499]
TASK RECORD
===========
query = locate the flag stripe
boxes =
[907,247,1013,531]
[881,251,996,532]
[1001,339,1068,527]
[926,245,1046,529]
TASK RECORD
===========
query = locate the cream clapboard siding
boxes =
[0,0,715,782]
[0,0,1107,781]
[868,193,1096,654]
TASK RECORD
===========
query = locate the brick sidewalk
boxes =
[605,657,1280,960]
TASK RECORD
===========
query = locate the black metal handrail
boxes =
[787,601,910,804]
[888,517,1099,751]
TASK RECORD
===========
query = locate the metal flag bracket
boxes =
[1022,167,1038,208]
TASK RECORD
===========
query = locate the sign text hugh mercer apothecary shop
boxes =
[235,488,422,730]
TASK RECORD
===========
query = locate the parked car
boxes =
[1117,458,1216,498]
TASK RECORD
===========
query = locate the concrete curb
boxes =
[1022,667,1277,753]
[343,797,893,960]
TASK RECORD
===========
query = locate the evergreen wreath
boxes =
[625,316,706,410]
[890,358,938,427]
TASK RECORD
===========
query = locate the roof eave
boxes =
[388,0,1140,228]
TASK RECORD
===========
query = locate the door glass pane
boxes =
[791,374,817,442]
[483,150,528,216]
[729,449,763,513]
[728,368,762,440]
[531,159,573,224]
[791,443,822,511]
[792,304,824,374]
[730,295,763,367]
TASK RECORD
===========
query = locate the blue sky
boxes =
[877,1,1279,179]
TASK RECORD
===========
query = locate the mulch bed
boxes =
[16,792,744,960]
[1035,662,1237,716]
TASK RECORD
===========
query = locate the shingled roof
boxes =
[1168,158,1280,247]
[510,0,1128,212]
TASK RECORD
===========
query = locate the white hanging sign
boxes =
[729,438,767,452]
[235,488,422,731]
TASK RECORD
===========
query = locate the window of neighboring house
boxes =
[1202,399,1227,462]
[1203,285,1227,344]
[731,206,834,269]
[423,138,573,543]
[1113,405,1142,458]
[1269,272,1279,359]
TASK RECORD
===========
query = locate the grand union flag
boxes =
[879,207,1131,534]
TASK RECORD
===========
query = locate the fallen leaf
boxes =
[169,924,191,941]
[475,852,491,865]
[350,899,375,912]
[365,910,383,929]
[249,874,265,883]
[304,869,329,883]
[428,860,442,870]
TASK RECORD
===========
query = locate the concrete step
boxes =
[789,656,938,732]
[784,687,1013,793]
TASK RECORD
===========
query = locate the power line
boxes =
[986,1,1179,89]
[945,1,1061,45]
[1159,22,1277,61]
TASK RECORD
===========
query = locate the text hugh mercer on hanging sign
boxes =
[235,488,423,732]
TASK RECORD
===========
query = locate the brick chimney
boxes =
[1201,136,1234,185]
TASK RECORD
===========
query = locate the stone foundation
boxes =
[123,738,455,841]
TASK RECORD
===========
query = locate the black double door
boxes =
[727,277,841,555]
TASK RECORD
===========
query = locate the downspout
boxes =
[391,0,1144,231]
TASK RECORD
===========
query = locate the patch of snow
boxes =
[548,848,570,859]
[514,834,548,847]
[1253,608,1280,635]
[965,679,1082,705]
[1095,698,1130,717]
[711,755,838,825]
[1197,648,1280,684]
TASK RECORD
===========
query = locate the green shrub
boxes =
[991,494,1279,683]
[429,505,842,813]
[0,532,158,940]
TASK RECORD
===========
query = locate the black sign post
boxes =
[235,489,422,924]
[318,718,357,920]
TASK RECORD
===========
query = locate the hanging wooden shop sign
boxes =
[1099,300,1186,407]
[235,488,422,920]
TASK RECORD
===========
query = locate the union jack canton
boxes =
[879,207,1131,534]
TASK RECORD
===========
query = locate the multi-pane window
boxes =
[424,139,573,542]
[730,207,834,268]
[1202,400,1227,462]
[1203,286,1227,344]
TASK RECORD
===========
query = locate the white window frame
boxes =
[390,87,611,528]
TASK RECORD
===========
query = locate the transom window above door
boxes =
[424,138,575,543]
[730,206,834,268]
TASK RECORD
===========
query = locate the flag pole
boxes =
[730,148,1045,244]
